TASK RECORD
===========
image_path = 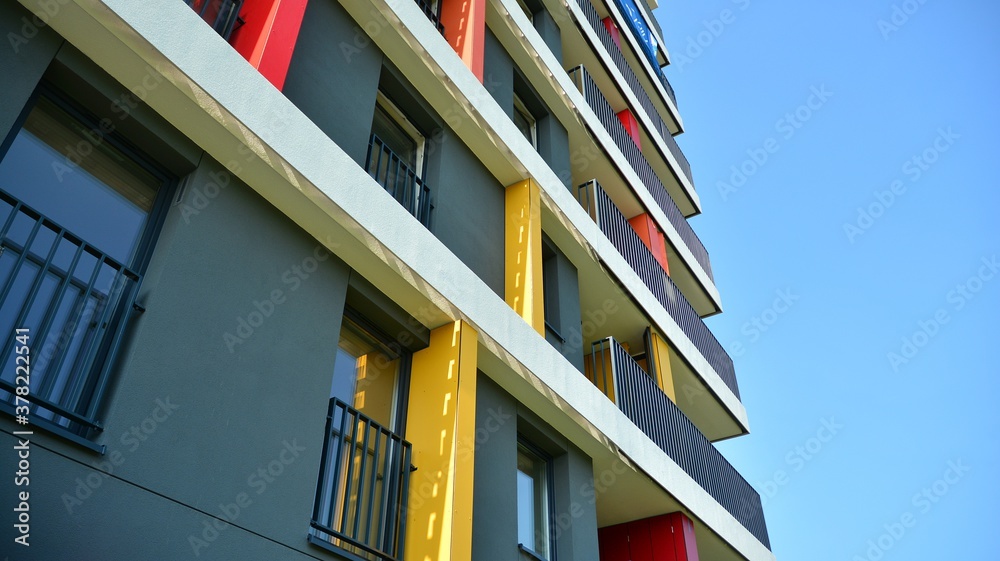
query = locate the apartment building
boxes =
[0,0,772,560]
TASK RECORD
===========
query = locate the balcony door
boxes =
[0,89,170,433]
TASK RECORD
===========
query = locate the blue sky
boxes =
[654,1,999,559]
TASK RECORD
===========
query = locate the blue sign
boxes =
[614,0,659,72]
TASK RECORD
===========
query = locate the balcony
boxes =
[413,0,445,34]
[364,134,434,228]
[578,180,738,398]
[0,189,142,440]
[585,337,770,550]
[310,398,413,561]
[184,0,243,40]
[569,65,712,283]
[573,0,690,185]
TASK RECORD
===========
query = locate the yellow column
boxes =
[404,320,478,561]
[505,179,545,336]
[648,330,677,402]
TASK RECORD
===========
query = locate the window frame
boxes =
[373,91,427,178]
[0,83,176,452]
[513,93,538,150]
[516,436,556,561]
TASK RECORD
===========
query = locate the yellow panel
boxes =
[404,321,478,561]
[504,179,545,336]
[582,348,616,403]
[649,331,677,402]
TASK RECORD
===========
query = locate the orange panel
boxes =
[442,0,487,82]
[628,213,670,275]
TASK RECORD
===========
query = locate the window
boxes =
[366,92,431,225]
[515,0,535,21]
[311,311,412,561]
[0,88,172,446]
[513,94,537,149]
[517,440,553,560]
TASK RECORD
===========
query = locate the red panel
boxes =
[442,0,486,82]
[616,109,642,149]
[672,512,700,561]
[628,213,669,275]
[648,514,678,561]
[598,523,631,561]
[229,0,308,90]
[627,518,655,561]
[602,16,621,47]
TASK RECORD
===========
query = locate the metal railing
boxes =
[578,180,738,398]
[0,189,142,433]
[184,0,244,40]
[569,66,713,281]
[414,0,445,34]
[574,0,691,187]
[311,399,413,561]
[587,338,770,549]
[365,134,434,228]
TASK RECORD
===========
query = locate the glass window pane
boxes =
[517,443,550,557]
[372,104,418,168]
[0,96,160,265]
[331,317,400,428]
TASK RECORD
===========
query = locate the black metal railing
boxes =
[365,134,434,228]
[311,399,413,561]
[574,0,692,189]
[414,0,445,34]
[579,181,738,398]
[587,338,770,549]
[0,189,142,433]
[569,66,713,281]
[184,0,244,40]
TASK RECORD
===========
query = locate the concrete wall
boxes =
[283,0,383,166]
[0,1,62,147]
[543,237,585,372]
[472,375,599,561]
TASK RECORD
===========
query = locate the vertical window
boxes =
[367,92,430,225]
[513,94,537,149]
[0,89,171,444]
[517,440,553,560]
[311,311,412,561]
[516,0,535,21]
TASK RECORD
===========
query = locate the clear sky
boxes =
[654,1,999,559]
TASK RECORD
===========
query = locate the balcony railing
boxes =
[311,399,413,561]
[579,180,738,398]
[574,0,692,188]
[570,65,713,282]
[0,189,142,435]
[587,337,770,549]
[184,0,243,40]
[365,134,434,228]
[414,0,445,34]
